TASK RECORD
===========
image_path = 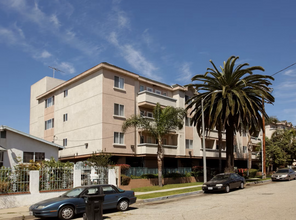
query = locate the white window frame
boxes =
[114,132,124,145]
[114,76,124,89]
[155,90,161,95]
[147,112,153,118]
[45,96,54,108]
[45,119,54,130]
[63,113,68,122]
[186,139,193,149]
[147,87,153,92]
[114,104,124,117]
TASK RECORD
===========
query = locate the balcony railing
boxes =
[137,90,177,108]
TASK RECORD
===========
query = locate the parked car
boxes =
[271,168,296,181]
[202,173,245,193]
[29,184,137,220]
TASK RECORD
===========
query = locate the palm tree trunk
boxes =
[157,137,163,187]
[225,119,234,172]
[218,121,223,173]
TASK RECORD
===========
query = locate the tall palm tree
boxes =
[122,103,186,187]
[186,56,274,172]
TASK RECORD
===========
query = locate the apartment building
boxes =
[30,62,252,168]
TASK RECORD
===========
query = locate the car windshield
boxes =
[276,169,289,173]
[115,186,125,192]
[61,187,85,197]
[211,174,230,181]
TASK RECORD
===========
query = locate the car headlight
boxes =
[216,184,223,187]
[36,205,48,209]
[202,185,207,187]
[281,174,287,177]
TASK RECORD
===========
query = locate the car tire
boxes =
[58,205,75,220]
[239,182,244,189]
[117,200,129,211]
[225,185,230,193]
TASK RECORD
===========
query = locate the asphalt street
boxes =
[100,181,295,220]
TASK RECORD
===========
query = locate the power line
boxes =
[271,62,296,77]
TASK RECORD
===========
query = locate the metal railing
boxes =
[39,167,73,191]
[0,167,30,194]
[126,167,192,177]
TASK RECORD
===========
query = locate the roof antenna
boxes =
[48,66,64,78]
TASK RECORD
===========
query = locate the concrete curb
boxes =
[245,179,271,185]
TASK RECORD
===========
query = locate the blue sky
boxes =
[1,0,296,133]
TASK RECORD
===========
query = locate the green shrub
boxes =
[121,174,131,185]
[130,175,142,179]
[243,169,258,178]
[163,173,185,179]
[140,174,158,179]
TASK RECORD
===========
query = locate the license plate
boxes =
[208,187,213,190]
[276,177,279,179]
[29,211,33,216]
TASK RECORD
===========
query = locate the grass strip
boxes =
[136,186,202,199]
[132,182,203,192]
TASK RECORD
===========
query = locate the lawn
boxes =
[136,186,203,200]
[132,182,203,192]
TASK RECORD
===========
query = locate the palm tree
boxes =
[186,56,274,172]
[122,103,186,187]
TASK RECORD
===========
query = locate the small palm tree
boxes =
[186,56,274,172]
[122,103,186,187]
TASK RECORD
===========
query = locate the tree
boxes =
[265,128,296,169]
[186,56,274,172]
[122,103,186,187]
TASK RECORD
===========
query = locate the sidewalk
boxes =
[135,184,202,195]
[0,206,30,220]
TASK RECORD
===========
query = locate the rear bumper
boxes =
[130,197,137,205]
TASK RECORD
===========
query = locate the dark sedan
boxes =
[29,184,137,220]
[202,173,245,193]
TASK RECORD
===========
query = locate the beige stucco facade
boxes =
[29,62,253,168]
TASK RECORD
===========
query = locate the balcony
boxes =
[137,143,177,156]
[137,91,177,108]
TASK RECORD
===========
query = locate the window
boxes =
[23,152,44,163]
[147,136,152,143]
[0,151,3,167]
[155,90,161,94]
[114,76,124,89]
[35,152,45,161]
[185,116,191,126]
[64,90,68,97]
[163,138,167,145]
[186,139,193,149]
[147,112,153,118]
[243,146,247,153]
[114,104,124,116]
[147,87,153,92]
[140,136,144,143]
[0,131,6,138]
[140,110,145,117]
[140,85,145,92]
[163,92,167,96]
[234,145,237,153]
[45,96,54,108]
[45,119,54,130]
[63,138,67,147]
[63,114,68,122]
[114,132,124,144]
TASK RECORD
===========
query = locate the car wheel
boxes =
[239,182,244,189]
[58,205,75,220]
[225,185,230,193]
[117,200,129,211]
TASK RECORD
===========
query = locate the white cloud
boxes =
[176,62,193,82]
[40,50,52,58]
[109,32,119,46]
[50,14,60,27]
[58,62,75,74]
[283,69,296,76]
